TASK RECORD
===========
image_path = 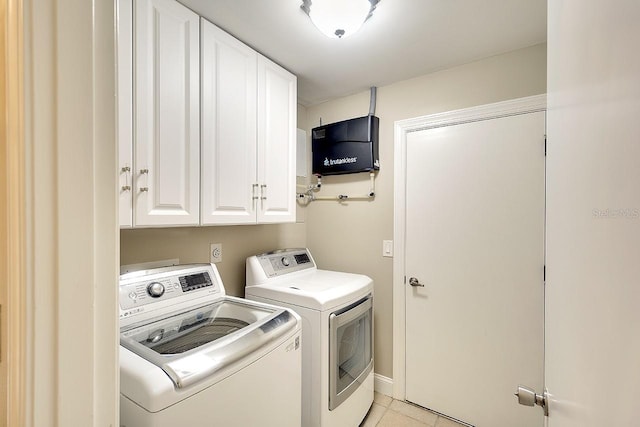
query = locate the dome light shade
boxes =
[301,0,380,39]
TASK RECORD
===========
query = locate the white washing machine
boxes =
[119,263,302,427]
[246,248,374,427]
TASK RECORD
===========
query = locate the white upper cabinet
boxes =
[134,0,200,227]
[257,56,297,224]
[201,19,297,225]
[200,19,258,225]
[117,2,296,228]
[117,0,133,228]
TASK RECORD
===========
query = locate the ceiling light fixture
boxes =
[301,0,380,39]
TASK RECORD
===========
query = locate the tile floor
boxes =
[360,392,468,427]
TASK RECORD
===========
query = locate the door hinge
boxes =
[543,265,546,283]
[544,135,547,156]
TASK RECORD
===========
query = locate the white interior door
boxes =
[404,112,545,427]
[545,1,640,426]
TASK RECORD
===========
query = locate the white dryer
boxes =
[246,248,374,427]
[119,263,302,427]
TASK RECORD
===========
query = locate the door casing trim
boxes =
[3,0,26,424]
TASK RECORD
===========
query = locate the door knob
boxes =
[515,385,548,416]
[409,277,424,287]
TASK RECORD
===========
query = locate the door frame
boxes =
[3,0,26,425]
[3,1,119,425]
[392,94,547,400]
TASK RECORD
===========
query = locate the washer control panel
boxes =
[256,248,316,278]
[119,264,221,322]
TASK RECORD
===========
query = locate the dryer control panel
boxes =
[254,248,316,278]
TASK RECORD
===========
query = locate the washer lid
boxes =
[120,297,298,388]
[245,269,373,311]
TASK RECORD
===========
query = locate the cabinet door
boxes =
[200,19,258,225]
[257,56,297,224]
[117,0,133,228]
[134,0,200,226]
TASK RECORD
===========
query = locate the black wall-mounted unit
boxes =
[312,115,380,176]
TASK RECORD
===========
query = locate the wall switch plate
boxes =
[382,240,393,257]
[210,243,222,263]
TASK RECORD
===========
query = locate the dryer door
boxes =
[328,295,373,410]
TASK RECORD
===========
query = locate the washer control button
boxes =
[128,291,137,300]
[281,256,291,267]
[147,282,165,298]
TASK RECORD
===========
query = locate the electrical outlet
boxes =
[210,243,222,263]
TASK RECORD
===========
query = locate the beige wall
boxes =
[299,43,547,379]
[121,223,307,297]
[120,43,547,383]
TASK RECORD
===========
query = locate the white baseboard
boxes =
[374,374,393,397]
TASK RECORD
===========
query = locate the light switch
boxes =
[382,240,393,257]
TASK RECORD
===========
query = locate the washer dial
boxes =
[147,281,165,298]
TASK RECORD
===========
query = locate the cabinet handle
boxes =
[120,165,132,192]
[139,169,149,192]
[260,184,267,200]
[252,183,259,201]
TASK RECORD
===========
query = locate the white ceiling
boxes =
[179,0,547,106]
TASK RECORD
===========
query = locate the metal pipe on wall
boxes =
[304,172,376,201]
